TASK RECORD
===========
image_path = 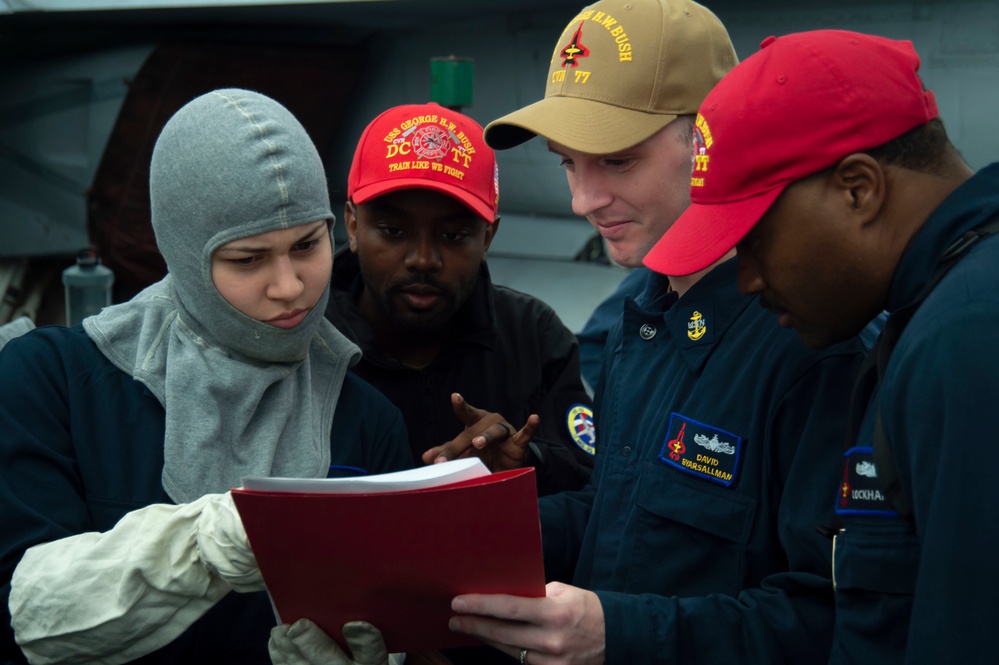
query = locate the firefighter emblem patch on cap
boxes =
[566,403,596,455]
[659,413,742,487]
[384,116,475,176]
[347,102,499,223]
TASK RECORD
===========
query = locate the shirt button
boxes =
[622,446,632,456]
[639,324,656,340]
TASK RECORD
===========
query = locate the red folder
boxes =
[231,466,545,653]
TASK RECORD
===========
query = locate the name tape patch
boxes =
[659,413,742,487]
[835,447,897,516]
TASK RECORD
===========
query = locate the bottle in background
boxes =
[62,248,114,327]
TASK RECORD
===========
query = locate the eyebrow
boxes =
[216,220,327,255]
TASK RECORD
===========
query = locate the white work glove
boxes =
[269,619,403,665]
[10,491,264,665]
[196,490,264,591]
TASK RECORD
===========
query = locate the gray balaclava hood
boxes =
[85,88,361,503]
[153,87,334,362]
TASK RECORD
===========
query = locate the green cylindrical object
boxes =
[430,57,474,108]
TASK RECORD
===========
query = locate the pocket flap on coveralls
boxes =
[637,461,756,545]
[833,528,920,594]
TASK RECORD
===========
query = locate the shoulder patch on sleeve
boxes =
[566,403,596,455]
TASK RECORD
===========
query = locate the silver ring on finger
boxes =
[519,647,528,664]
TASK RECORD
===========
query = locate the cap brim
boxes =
[643,186,787,277]
[351,179,496,225]
[484,96,678,153]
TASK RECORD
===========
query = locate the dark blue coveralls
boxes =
[0,325,412,664]
[831,163,999,664]
[541,258,869,663]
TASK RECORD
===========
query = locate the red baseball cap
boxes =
[347,102,499,224]
[644,29,939,276]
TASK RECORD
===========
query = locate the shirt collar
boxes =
[629,257,756,373]
[889,162,999,312]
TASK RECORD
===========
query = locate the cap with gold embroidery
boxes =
[644,30,939,276]
[348,102,499,223]
[483,0,737,154]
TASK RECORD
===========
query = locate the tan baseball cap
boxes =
[484,0,737,154]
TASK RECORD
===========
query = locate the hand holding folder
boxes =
[232,459,545,653]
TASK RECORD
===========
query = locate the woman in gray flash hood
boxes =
[89,87,361,503]
[6,89,405,664]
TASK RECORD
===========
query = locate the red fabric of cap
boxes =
[347,102,499,223]
[645,29,939,276]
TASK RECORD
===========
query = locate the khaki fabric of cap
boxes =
[484,0,737,154]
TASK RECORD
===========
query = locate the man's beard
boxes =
[381,274,461,336]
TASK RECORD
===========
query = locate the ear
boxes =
[481,216,500,258]
[344,201,359,253]
[830,153,886,228]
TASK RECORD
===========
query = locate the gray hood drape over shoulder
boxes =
[85,88,360,503]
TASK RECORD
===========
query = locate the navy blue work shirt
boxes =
[831,163,999,664]
[0,325,412,664]
[541,258,868,663]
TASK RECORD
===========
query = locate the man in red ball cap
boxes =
[326,102,595,498]
[650,29,994,663]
